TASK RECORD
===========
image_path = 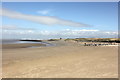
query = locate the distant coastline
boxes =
[2,38,119,49]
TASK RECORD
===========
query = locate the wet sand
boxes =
[2,40,118,78]
[2,43,46,49]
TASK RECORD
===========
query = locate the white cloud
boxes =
[1,25,34,30]
[0,25,17,30]
[37,10,50,15]
[0,9,91,27]
[2,29,118,39]
[1,25,21,30]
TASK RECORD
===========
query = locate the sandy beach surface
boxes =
[2,40,118,78]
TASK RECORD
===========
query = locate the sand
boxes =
[2,43,46,49]
[2,40,118,78]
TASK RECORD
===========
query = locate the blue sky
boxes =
[1,2,118,39]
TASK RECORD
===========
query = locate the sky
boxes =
[1,2,118,39]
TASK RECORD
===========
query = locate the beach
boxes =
[2,40,118,78]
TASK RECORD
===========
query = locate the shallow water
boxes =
[2,39,55,48]
[2,40,41,44]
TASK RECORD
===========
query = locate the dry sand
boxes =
[2,40,118,78]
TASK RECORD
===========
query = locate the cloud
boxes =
[2,29,118,39]
[0,9,91,27]
[57,29,118,38]
[1,25,34,30]
[37,10,50,15]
